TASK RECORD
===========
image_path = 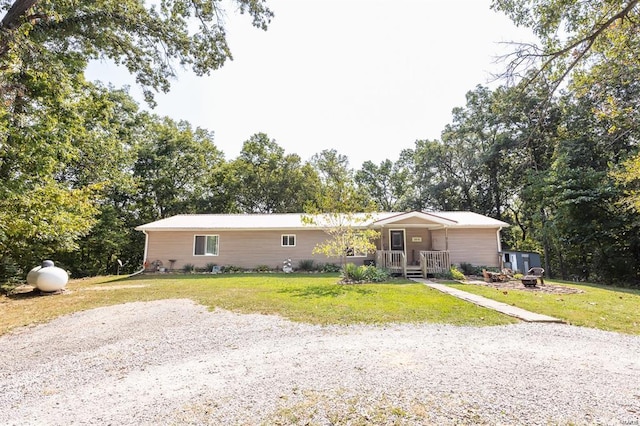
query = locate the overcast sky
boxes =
[86,0,535,168]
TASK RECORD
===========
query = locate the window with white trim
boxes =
[346,247,366,257]
[194,235,219,256]
[282,234,296,247]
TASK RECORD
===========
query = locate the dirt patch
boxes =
[82,284,149,291]
[465,277,584,294]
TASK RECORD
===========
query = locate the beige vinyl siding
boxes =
[145,229,373,270]
[405,228,432,264]
[432,228,500,267]
[377,228,432,265]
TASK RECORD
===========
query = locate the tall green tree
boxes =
[305,149,377,269]
[53,85,144,276]
[0,0,273,103]
[400,86,522,218]
[228,133,320,213]
[308,149,371,213]
[0,78,125,279]
[0,0,274,284]
[396,140,461,211]
[355,159,410,212]
[134,116,225,220]
[493,0,640,92]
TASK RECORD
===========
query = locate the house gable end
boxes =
[372,211,456,228]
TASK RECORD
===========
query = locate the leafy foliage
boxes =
[297,259,315,271]
[321,263,341,273]
[450,266,466,281]
[458,262,475,276]
[341,263,390,283]
[355,159,409,211]
[493,0,640,93]
[0,0,273,104]
[134,116,225,219]
[254,264,272,273]
[2,0,640,289]
[0,0,272,282]
[304,212,379,268]
[227,133,320,213]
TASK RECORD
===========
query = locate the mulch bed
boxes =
[465,277,584,294]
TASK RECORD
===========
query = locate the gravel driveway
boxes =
[1,299,638,425]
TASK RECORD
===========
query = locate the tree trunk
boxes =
[543,236,552,278]
[557,246,566,281]
[0,0,40,58]
[1,0,39,29]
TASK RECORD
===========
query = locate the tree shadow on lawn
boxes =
[279,285,374,298]
[551,280,640,296]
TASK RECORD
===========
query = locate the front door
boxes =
[390,230,405,252]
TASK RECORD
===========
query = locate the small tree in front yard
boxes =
[304,212,380,269]
[304,153,379,270]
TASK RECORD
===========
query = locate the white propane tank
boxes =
[29,260,69,292]
[26,266,41,286]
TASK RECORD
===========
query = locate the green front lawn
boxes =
[0,273,516,335]
[449,281,640,335]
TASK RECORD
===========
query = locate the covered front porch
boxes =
[375,249,451,278]
[370,211,457,279]
[360,210,507,278]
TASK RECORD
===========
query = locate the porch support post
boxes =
[445,227,449,251]
[142,230,149,270]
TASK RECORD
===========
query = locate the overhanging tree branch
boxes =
[499,0,640,91]
[0,0,39,57]
[1,0,39,30]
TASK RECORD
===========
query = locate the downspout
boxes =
[496,227,503,269]
[129,230,149,277]
[379,225,385,268]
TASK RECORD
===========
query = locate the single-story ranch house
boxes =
[136,211,509,278]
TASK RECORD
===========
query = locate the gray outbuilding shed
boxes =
[500,251,542,274]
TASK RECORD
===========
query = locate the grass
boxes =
[449,280,640,335]
[262,388,436,425]
[0,273,515,335]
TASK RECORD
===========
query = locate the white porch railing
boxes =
[376,250,406,275]
[420,251,451,275]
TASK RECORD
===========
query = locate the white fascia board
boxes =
[372,211,457,227]
[449,223,511,229]
[134,226,372,232]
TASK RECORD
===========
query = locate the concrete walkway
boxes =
[413,279,564,323]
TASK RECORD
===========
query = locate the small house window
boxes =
[346,247,366,257]
[194,235,219,256]
[282,234,296,247]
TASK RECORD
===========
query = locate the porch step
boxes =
[405,266,423,279]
